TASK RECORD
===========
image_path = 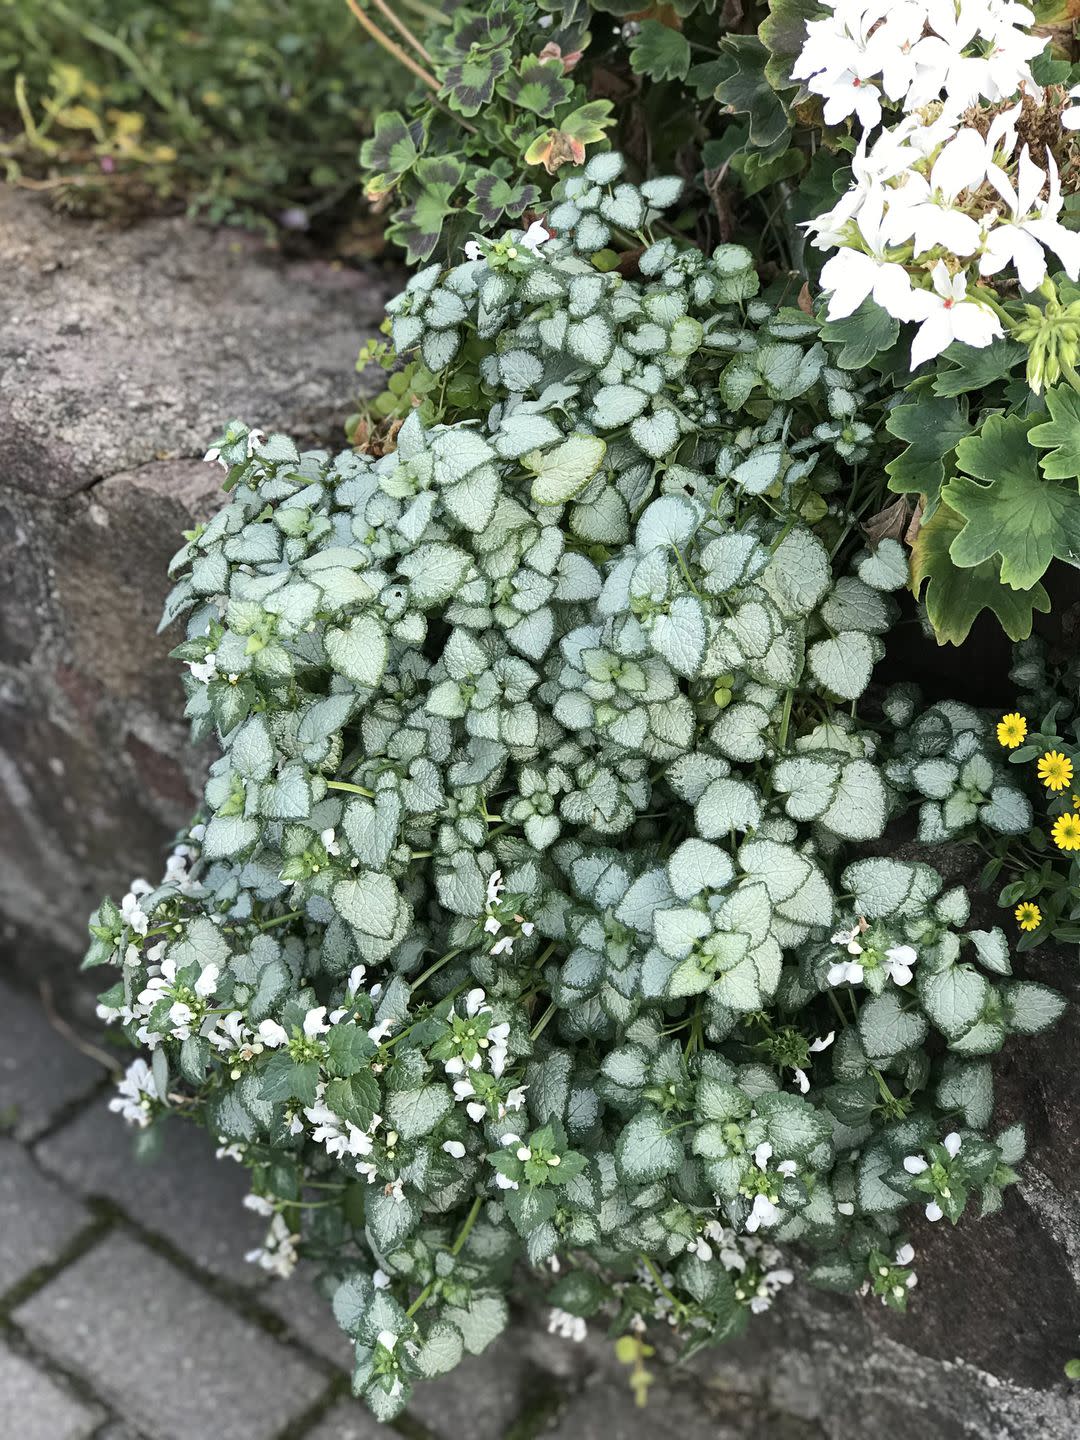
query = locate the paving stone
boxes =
[301,1400,386,1440]
[13,1231,327,1440]
[544,1375,799,1440]
[0,975,103,1139]
[405,1329,560,1440]
[258,1262,353,1370]
[0,1138,92,1297]
[36,1099,267,1286]
[0,1341,101,1439]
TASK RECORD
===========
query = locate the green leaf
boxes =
[526,435,607,506]
[333,872,402,940]
[387,1085,453,1140]
[260,1052,320,1105]
[1027,385,1080,480]
[324,614,389,687]
[821,300,897,369]
[807,632,875,700]
[919,965,991,1042]
[1003,981,1066,1035]
[858,992,928,1062]
[756,1091,831,1161]
[944,413,1080,590]
[651,595,707,678]
[910,501,1050,645]
[615,1109,681,1183]
[885,396,972,504]
[629,20,691,82]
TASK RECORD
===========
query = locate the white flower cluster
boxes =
[793,0,1046,131]
[905,1130,962,1220]
[743,1141,798,1233]
[483,870,536,958]
[828,921,918,987]
[546,1306,588,1342]
[243,1200,300,1279]
[107,1057,161,1128]
[798,0,1080,367]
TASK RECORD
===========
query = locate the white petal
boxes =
[943,1131,961,1158]
[903,1154,928,1174]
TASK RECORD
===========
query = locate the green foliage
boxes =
[1,0,407,233]
[87,166,1066,1419]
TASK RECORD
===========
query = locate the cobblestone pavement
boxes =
[0,971,822,1440]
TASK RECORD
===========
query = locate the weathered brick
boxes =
[36,1100,267,1286]
[0,976,103,1139]
[405,1329,563,1440]
[0,1341,101,1440]
[0,1138,92,1296]
[258,1262,353,1369]
[301,1400,386,1440]
[13,1232,327,1440]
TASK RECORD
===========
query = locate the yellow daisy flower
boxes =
[996,712,1027,748]
[1037,751,1074,792]
[1014,902,1042,932]
[1051,812,1080,852]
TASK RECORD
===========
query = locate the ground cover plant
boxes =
[0,0,408,235]
[84,0,1079,1419]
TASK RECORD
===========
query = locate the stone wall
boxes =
[0,188,396,972]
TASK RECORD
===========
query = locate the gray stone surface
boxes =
[301,1401,386,1440]
[0,1342,102,1440]
[406,1328,568,1440]
[0,975,104,1138]
[258,1262,353,1369]
[13,1231,328,1440]
[0,188,396,970]
[0,1138,91,1297]
[35,1101,269,1287]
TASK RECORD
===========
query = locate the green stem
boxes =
[639,1254,680,1309]
[327,780,375,798]
[530,1001,557,1041]
[406,1195,483,1316]
[410,947,463,992]
[256,910,301,931]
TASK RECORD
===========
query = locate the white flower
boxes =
[121,889,150,937]
[943,1130,961,1158]
[745,1193,780,1233]
[243,1192,275,1217]
[908,260,1003,368]
[376,1330,398,1353]
[925,1200,944,1222]
[187,653,218,685]
[442,1140,466,1159]
[810,1031,835,1052]
[203,446,227,468]
[302,1006,330,1038]
[792,1067,810,1095]
[884,944,918,986]
[895,1242,915,1265]
[903,1153,929,1174]
[520,220,551,253]
[321,827,341,857]
[257,1019,289,1048]
[837,1200,855,1216]
[386,1178,405,1204]
[373,1269,391,1290]
[547,1307,587,1342]
[304,1096,375,1161]
[108,1058,160,1128]
[828,957,865,987]
[347,964,367,997]
[368,1017,393,1045]
[245,1215,299,1278]
[831,923,865,955]
[246,428,266,456]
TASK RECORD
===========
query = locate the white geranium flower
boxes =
[908,260,1002,368]
[818,188,923,323]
